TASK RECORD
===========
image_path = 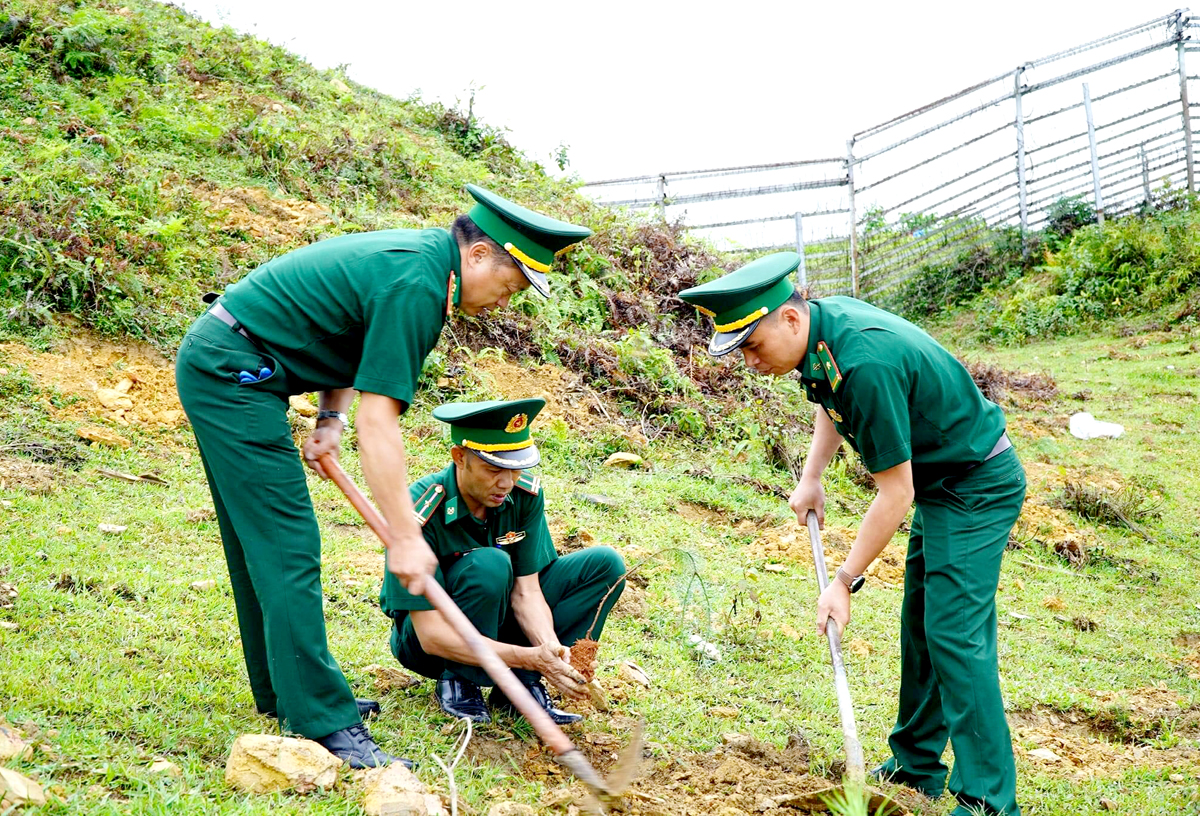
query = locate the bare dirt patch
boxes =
[1014,502,1100,562]
[0,456,59,493]
[748,525,907,587]
[1011,694,1200,779]
[193,185,331,245]
[0,335,184,429]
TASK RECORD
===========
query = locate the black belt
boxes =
[208,301,253,341]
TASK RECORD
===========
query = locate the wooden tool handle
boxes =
[319,454,575,756]
[806,510,866,784]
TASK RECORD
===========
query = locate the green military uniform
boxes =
[380,400,625,688]
[175,189,592,740]
[679,253,1026,816]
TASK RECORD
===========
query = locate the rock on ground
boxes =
[224,734,342,794]
[355,762,445,816]
[487,804,536,816]
[0,766,46,808]
[0,725,32,762]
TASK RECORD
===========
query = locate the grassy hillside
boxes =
[2,2,1200,816]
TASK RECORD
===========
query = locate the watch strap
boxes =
[317,410,349,426]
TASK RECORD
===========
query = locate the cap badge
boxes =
[505,414,529,434]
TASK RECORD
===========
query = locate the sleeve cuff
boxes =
[863,444,912,474]
[353,376,414,405]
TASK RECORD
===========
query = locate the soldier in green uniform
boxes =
[679,252,1026,816]
[175,186,592,767]
[381,399,626,726]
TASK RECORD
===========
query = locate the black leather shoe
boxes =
[316,723,412,770]
[490,680,582,726]
[260,698,381,721]
[435,678,491,723]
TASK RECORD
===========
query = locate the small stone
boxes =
[1099,798,1117,810]
[603,452,644,469]
[98,523,127,534]
[147,758,182,777]
[618,661,651,688]
[488,804,536,816]
[190,580,216,592]
[0,622,17,632]
[1043,596,1066,610]
[95,388,134,410]
[0,766,46,808]
[363,664,420,693]
[1170,773,1185,783]
[709,706,739,719]
[224,734,341,794]
[356,762,435,816]
[763,564,786,573]
[56,527,72,536]
[21,118,36,126]
[34,551,47,561]
[1027,747,1062,762]
[0,723,33,761]
[270,103,284,112]
[288,395,318,417]
[77,425,130,448]
[330,78,351,94]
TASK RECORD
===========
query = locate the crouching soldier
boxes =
[380,398,626,725]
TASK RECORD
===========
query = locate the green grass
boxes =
[2,320,1199,814]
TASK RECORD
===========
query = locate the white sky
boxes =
[170,0,1165,182]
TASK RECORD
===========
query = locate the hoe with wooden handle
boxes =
[318,454,642,802]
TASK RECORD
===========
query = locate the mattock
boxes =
[319,454,644,804]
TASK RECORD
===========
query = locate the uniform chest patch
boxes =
[828,408,843,423]
[495,530,526,546]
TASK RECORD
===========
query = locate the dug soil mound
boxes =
[192,184,331,245]
[483,727,925,816]
[0,335,184,429]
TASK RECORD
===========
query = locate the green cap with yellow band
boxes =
[465,184,594,298]
[432,398,546,469]
[678,251,800,357]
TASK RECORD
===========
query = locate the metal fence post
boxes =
[1141,143,1152,205]
[1177,12,1195,193]
[845,140,860,298]
[656,174,667,221]
[794,211,808,289]
[1082,82,1105,224]
[1014,66,1029,236]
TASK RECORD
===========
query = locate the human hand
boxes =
[388,533,438,595]
[532,643,588,700]
[789,476,826,528]
[816,581,850,637]
[302,424,343,479]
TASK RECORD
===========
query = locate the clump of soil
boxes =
[1015,502,1099,564]
[0,335,185,429]
[963,360,1058,405]
[571,638,599,682]
[193,184,331,245]
[749,524,908,587]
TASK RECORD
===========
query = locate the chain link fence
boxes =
[581,10,1198,300]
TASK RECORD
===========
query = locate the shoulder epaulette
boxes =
[816,341,843,392]
[412,482,446,526]
[515,471,541,496]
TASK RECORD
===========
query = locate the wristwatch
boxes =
[835,567,866,594]
[316,410,349,427]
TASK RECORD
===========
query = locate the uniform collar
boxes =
[442,462,512,525]
[446,229,463,308]
[799,299,827,384]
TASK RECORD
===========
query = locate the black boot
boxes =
[435,678,491,724]
[316,723,411,770]
[490,679,582,726]
[259,698,381,721]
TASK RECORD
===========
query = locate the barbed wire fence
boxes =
[581,10,1197,301]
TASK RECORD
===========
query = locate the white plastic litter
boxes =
[1069,412,1125,440]
[687,633,722,662]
